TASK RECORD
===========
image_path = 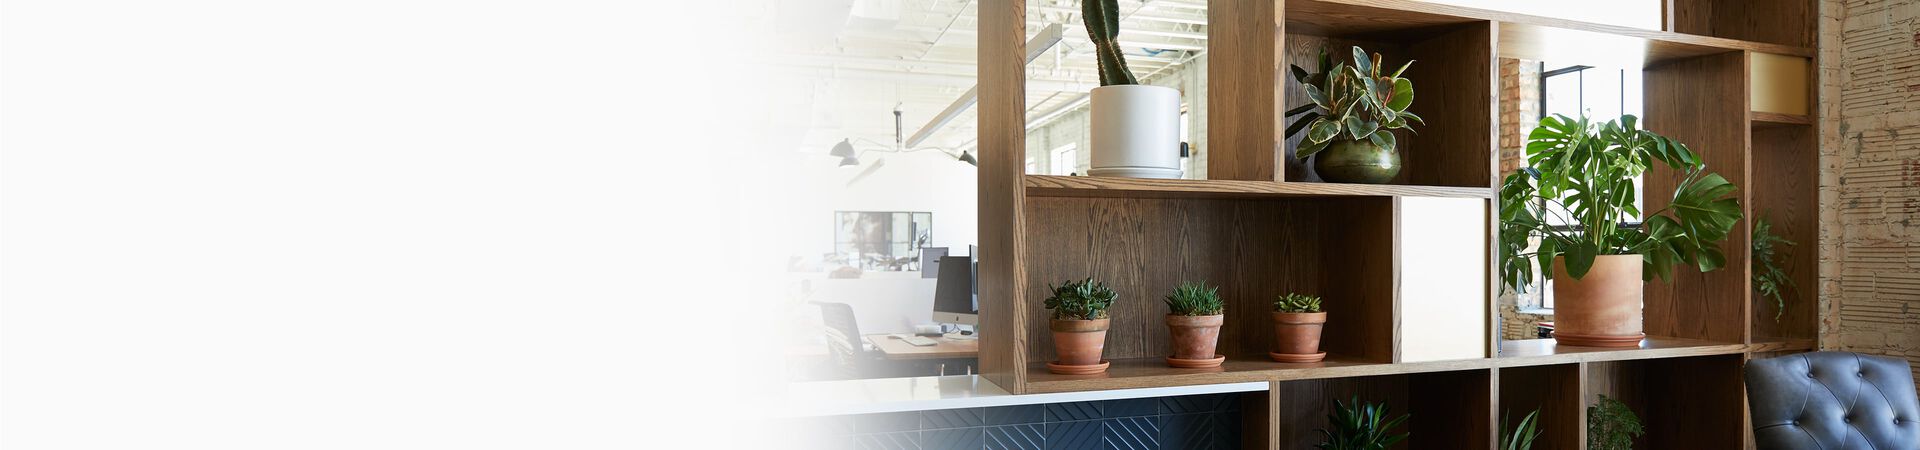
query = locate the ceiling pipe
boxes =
[903,23,1063,149]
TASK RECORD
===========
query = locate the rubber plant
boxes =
[1498,114,1743,291]
[1316,396,1409,450]
[1752,215,1796,321]
[1283,46,1422,162]
[1081,0,1136,86]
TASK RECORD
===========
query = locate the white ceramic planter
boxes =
[1088,85,1182,179]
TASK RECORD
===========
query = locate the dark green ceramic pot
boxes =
[1313,138,1400,184]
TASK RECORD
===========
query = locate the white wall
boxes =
[780,149,978,334]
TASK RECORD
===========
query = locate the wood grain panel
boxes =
[1403,21,1497,188]
[1285,0,1813,64]
[1021,196,1395,364]
[1409,369,1496,448]
[1208,0,1283,181]
[1586,355,1748,449]
[1669,0,1816,48]
[1749,125,1817,341]
[1024,174,1495,199]
[1243,384,1278,450]
[975,0,1029,394]
[1641,51,1750,344]
[1498,364,1583,450]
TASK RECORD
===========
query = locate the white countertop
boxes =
[781,375,1268,417]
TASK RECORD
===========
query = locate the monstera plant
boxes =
[1284,46,1422,184]
[1498,114,1742,347]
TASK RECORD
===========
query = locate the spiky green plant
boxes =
[1500,408,1544,450]
[1164,281,1224,316]
[1498,114,1742,292]
[1587,395,1643,450]
[1316,396,1409,450]
[1044,277,1117,320]
[1752,215,1796,321]
[1275,293,1323,313]
[1080,0,1137,86]
[1283,46,1422,161]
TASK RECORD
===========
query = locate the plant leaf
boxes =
[1297,137,1333,160]
[1345,116,1378,141]
[1369,129,1396,150]
[1308,117,1342,143]
[1386,78,1414,112]
[1285,111,1322,139]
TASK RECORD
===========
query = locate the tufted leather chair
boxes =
[1745,351,1920,449]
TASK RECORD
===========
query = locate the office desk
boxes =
[864,334,979,360]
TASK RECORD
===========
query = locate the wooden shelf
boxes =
[1024,175,1494,199]
[1497,337,1774,367]
[1752,111,1814,128]
[1287,0,1813,67]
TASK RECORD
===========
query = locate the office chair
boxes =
[1745,351,1920,449]
[812,302,878,379]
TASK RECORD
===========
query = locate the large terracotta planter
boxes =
[1165,314,1225,368]
[1551,255,1646,348]
[1270,311,1328,362]
[1049,318,1111,372]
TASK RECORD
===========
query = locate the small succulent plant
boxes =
[1045,277,1117,320]
[1080,0,1137,86]
[1164,281,1224,316]
[1275,293,1323,313]
[1284,46,1422,161]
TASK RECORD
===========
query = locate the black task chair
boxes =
[812,302,880,379]
[1745,351,1920,449]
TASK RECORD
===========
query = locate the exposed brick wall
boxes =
[1497,58,1550,341]
[1818,0,1920,378]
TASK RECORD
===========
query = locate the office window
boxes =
[1025,157,1037,174]
[1530,63,1644,309]
[833,211,932,272]
[1049,143,1078,176]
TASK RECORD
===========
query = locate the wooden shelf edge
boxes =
[1751,111,1814,128]
[1289,0,1813,63]
[1023,175,1494,200]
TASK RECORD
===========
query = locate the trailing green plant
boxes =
[1498,114,1743,292]
[1586,395,1643,450]
[1080,0,1137,86]
[1752,215,1797,321]
[1500,408,1544,450]
[1044,277,1116,320]
[1283,46,1423,161]
[1274,293,1323,313]
[1164,281,1224,316]
[1316,396,1409,450]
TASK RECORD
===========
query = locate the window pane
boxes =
[1543,70,1582,119]
[1583,68,1623,121]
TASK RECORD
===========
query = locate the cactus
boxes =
[1081,0,1138,86]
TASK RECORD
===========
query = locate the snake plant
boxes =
[1284,46,1423,161]
[1316,396,1409,450]
[1080,0,1137,86]
[1164,281,1224,316]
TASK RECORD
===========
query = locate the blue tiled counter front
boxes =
[789,393,1244,450]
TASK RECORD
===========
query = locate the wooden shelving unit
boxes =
[976,0,1819,448]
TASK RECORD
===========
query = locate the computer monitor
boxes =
[932,254,977,326]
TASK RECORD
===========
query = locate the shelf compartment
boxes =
[1281,21,1496,188]
[1272,369,1494,448]
[1023,175,1495,199]
[1585,354,1748,449]
[1498,364,1583,450]
[1642,50,1753,344]
[1287,0,1813,67]
[1749,123,1819,341]
[1020,196,1397,367]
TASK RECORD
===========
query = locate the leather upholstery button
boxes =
[1808,372,1817,378]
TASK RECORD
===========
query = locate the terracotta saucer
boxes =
[1046,360,1111,375]
[1165,354,1226,368]
[1551,332,1646,348]
[1268,351,1327,363]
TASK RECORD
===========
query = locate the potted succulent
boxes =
[1499,114,1742,347]
[1163,281,1225,368]
[1316,396,1409,450]
[1284,46,1423,184]
[1271,293,1327,362]
[1081,0,1181,179]
[1043,277,1116,374]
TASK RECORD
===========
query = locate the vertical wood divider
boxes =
[1641,51,1753,344]
[976,0,1029,394]
[1207,0,1284,181]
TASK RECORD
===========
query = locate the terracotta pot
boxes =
[1165,314,1224,360]
[1271,311,1327,355]
[1050,318,1111,366]
[1551,255,1646,347]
